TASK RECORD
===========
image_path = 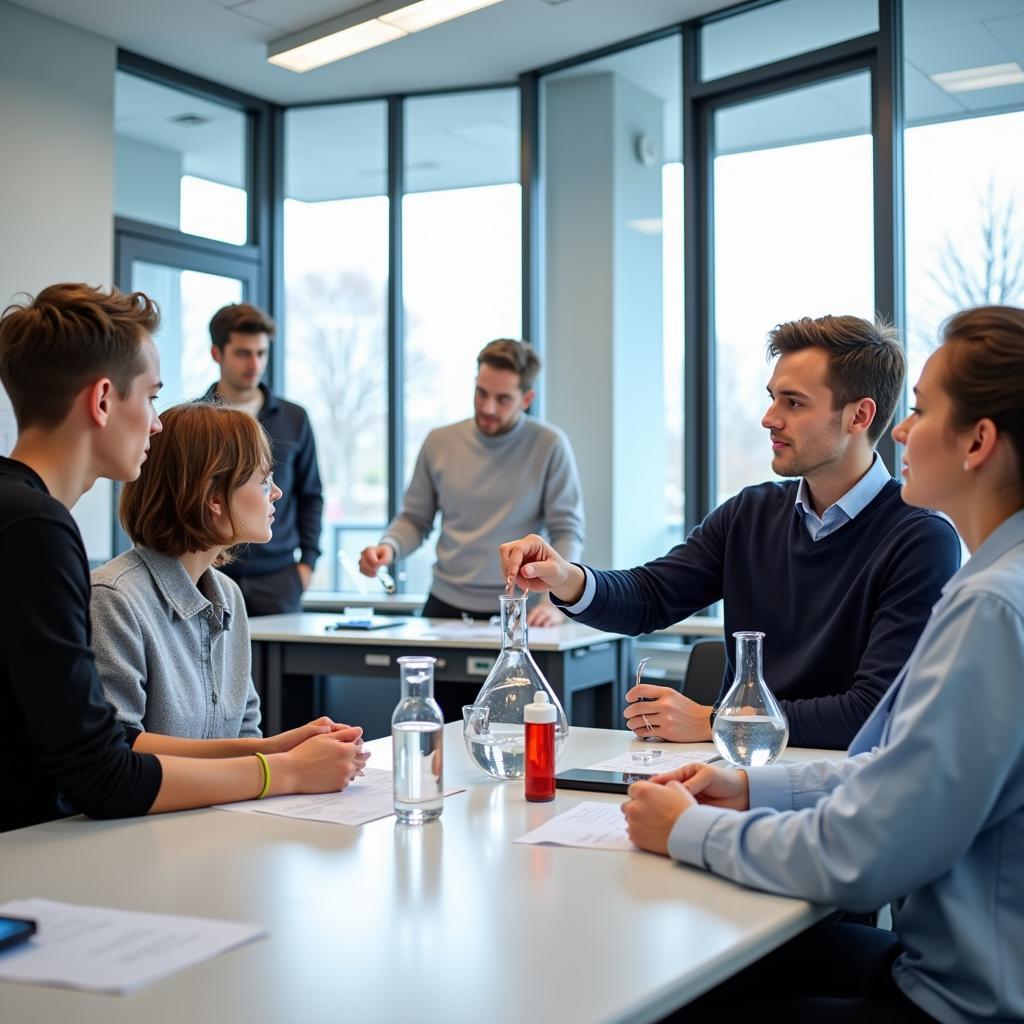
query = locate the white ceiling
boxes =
[8,0,731,104]
[21,0,1024,207]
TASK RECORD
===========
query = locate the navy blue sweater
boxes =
[568,479,961,749]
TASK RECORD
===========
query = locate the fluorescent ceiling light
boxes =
[930,62,1024,94]
[380,0,503,33]
[269,20,404,72]
[269,0,504,73]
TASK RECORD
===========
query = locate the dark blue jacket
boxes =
[202,383,323,578]
[562,479,961,749]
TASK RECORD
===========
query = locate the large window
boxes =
[401,88,522,593]
[903,0,1024,397]
[130,263,244,409]
[283,102,390,592]
[115,72,249,245]
[713,73,875,505]
[701,0,877,81]
[401,89,521,461]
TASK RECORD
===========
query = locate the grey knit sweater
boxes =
[381,415,585,612]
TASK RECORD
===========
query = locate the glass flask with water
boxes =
[462,593,569,780]
[392,656,444,823]
[712,631,789,767]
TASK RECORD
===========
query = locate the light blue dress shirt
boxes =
[668,509,1024,1024]
[794,451,891,541]
[564,455,893,615]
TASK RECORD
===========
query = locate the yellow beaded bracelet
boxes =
[253,751,271,799]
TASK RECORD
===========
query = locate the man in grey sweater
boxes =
[360,339,584,626]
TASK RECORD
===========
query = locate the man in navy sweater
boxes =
[501,315,962,749]
[200,303,323,615]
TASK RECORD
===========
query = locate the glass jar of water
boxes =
[462,593,568,780]
[392,656,444,823]
[712,631,789,767]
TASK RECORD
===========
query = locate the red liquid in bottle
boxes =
[525,720,556,802]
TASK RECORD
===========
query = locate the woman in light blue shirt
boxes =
[624,306,1024,1023]
[92,402,364,760]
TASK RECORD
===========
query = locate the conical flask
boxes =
[711,631,789,767]
[462,593,569,780]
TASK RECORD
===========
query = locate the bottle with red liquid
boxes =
[525,691,556,802]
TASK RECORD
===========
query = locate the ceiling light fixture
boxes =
[268,0,504,73]
[930,62,1024,94]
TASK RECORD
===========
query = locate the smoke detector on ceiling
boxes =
[540,0,574,5]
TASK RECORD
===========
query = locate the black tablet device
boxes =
[554,768,648,794]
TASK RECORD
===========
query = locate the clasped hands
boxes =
[621,763,751,855]
[267,717,371,792]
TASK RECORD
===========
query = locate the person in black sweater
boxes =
[501,315,962,750]
[0,283,364,833]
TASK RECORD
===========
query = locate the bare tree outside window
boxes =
[286,271,388,523]
[910,180,1024,371]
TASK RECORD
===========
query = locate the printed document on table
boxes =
[215,767,464,826]
[515,801,637,853]
[0,897,264,994]
[586,750,718,775]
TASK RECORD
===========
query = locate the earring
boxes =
[963,461,971,471]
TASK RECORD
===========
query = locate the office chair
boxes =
[681,638,727,706]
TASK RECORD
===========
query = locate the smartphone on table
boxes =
[0,916,36,953]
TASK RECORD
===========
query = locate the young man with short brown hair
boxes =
[201,301,323,615]
[0,284,361,832]
[501,314,962,749]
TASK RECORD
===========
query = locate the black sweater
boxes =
[0,458,162,832]
[568,479,962,749]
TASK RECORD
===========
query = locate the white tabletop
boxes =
[0,726,835,1024]
[249,612,626,653]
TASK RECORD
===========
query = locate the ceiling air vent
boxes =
[169,113,211,127]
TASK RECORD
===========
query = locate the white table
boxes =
[249,614,631,735]
[0,725,834,1024]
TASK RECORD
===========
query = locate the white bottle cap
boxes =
[525,690,557,724]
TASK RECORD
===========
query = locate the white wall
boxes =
[0,0,116,558]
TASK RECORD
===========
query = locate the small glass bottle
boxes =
[525,691,556,802]
[711,631,789,767]
[392,656,444,824]
[463,593,569,780]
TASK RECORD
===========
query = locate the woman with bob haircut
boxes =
[91,401,366,762]
[620,306,1024,1022]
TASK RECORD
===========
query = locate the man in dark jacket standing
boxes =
[201,302,323,615]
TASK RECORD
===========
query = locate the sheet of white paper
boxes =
[0,897,264,994]
[586,750,718,775]
[514,801,636,852]
[422,622,501,641]
[215,767,464,826]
